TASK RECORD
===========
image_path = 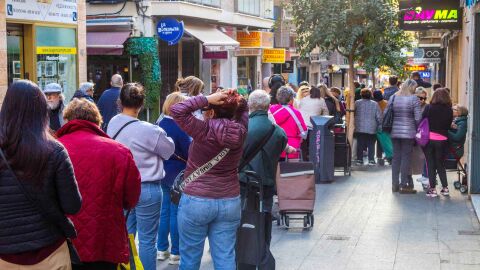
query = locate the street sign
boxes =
[282,61,294,73]
[156,18,184,46]
[262,48,286,64]
[399,0,462,30]
[413,48,443,64]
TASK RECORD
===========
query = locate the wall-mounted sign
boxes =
[413,47,443,64]
[202,46,228,59]
[282,61,294,73]
[404,65,428,71]
[399,0,462,30]
[419,71,431,78]
[237,31,274,48]
[37,47,77,55]
[156,18,184,46]
[262,48,286,64]
[6,0,77,24]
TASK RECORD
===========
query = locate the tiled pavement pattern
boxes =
[158,166,480,270]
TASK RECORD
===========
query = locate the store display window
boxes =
[36,26,77,101]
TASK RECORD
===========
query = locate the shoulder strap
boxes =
[283,105,306,135]
[112,120,139,140]
[239,124,276,171]
[180,148,230,191]
[272,107,285,116]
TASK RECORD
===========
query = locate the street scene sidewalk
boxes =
[159,167,480,270]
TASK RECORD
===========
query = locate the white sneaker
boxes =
[169,254,180,265]
[157,250,170,261]
[416,176,428,183]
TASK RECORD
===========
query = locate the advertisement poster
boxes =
[399,0,462,30]
[6,0,78,24]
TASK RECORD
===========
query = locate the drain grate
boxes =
[458,230,480,235]
[325,235,351,241]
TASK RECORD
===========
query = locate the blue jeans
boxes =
[157,184,179,255]
[178,194,241,270]
[127,182,162,270]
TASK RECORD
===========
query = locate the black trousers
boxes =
[356,132,376,161]
[300,130,312,161]
[376,137,383,159]
[424,140,448,188]
[73,262,117,270]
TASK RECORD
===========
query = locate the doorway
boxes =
[7,23,24,86]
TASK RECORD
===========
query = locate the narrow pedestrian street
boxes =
[159,166,480,270]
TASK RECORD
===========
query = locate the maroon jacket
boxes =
[171,96,248,198]
[57,120,141,263]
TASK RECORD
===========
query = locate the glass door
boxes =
[7,24,24,86]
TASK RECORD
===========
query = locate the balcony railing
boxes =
[156,0,221,8]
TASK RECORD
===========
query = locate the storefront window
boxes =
[36,26,77,101]
[237,56,256,95]
[7,24,24,86]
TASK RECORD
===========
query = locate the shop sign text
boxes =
[37,46,77,55]
[6,0,77,24]
[399,0,462,30]
[156,18,184,46]
[262,48,286,64]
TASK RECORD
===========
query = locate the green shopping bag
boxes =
[376,131,393,159]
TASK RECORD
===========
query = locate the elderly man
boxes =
[97,74,124,130]
[239,90,288,248]
[72,82,95,103]
[43,83,65,132]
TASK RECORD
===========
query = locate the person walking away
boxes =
[415,88,429,184]
[270,86,308,160]
[383,76,399,101]
[448,105,468,158]
[329,87,346,118]
[297,86,329,160]
[43,82,65,132]
[239,90,288,265]
[385,79,422,193]
[97,74,123,130]
[423,89,453,197]
[411,71,432,88]
[373,90,387,164]
[156,93,192,265]
[0,80,82,269]
[107,83,175,270]
[268,74,286,105]
[354,89,382,165]
[72,82,95,103]
[57,99,141,270]
[170,90,248,270]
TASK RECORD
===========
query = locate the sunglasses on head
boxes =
[418,97,426,101]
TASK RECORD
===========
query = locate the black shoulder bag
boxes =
[238,124,276,171]
[0,149,81,265]
[382,95,396,133]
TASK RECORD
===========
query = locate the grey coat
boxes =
[355,99,382,134]
[385,95,422,139]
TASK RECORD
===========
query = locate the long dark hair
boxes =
[0,80,53,182]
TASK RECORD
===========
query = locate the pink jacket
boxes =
[270,104,307,159]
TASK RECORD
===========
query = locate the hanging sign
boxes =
[156,18,184,46]
[6,0,77,24]
[413,47,443,64]
[399,0,462,30]
[262,48,286,64]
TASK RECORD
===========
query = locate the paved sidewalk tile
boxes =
[157,166,480,270]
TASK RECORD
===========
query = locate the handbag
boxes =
[376,131,393,159]
[0,149,81,265]
[170,148,230,205]
[382,95,396,132]
[415,106,430,147]
[117,211,144,270]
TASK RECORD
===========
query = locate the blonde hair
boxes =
[454,105,469,116]
[175,76,204,96]
[63,98,103,126]
[162,92,187,116]
[397,79,417,96]
[297,85,311,100]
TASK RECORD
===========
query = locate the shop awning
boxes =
[184,24,239,52]
[87,31,131,55]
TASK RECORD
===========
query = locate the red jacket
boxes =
[171,96,248,199]
[57,120,141,263]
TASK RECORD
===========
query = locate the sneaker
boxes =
[416,176,428,183]
[440,187,450,196]
[355,160,363,166]
[368,160,376,165]
[426,188,438,198]
[169,254,180,265]
[157,250,170,261]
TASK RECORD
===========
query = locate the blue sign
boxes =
[419,71,431,79]
[156,18,184,46]
[7,4,13,15]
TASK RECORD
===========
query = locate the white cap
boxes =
[43,83,63,94]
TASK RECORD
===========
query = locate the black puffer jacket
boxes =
[0,141,82,254]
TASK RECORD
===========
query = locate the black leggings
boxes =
[73,262,117,270]
[424,140,448,188]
